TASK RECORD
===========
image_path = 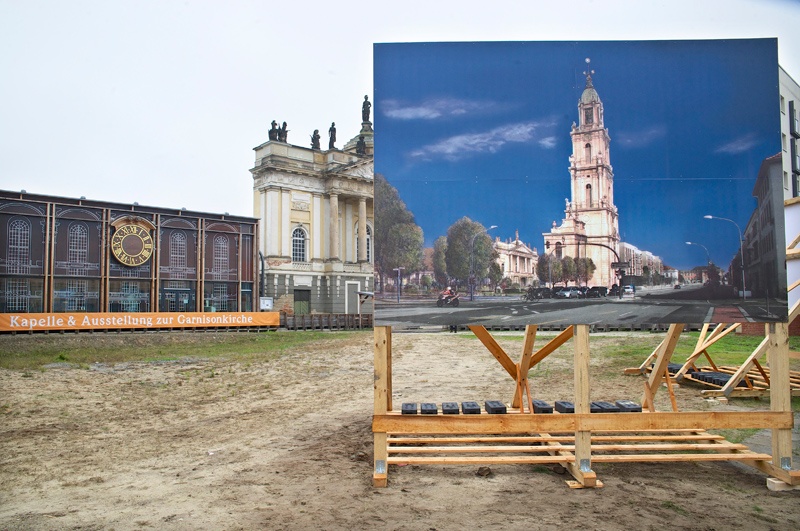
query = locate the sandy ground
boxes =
[1,330,799,530]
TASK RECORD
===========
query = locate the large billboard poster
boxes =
[373,39,788,329]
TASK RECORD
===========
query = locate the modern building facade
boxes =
[0,190,258,314]
[736,153,788,298]
[251,104,374,315]
[780,67,800,200]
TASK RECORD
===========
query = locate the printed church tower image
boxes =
[543,59,620,288]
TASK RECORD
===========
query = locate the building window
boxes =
[355,224,373,263]
[292,227,307,262]
[794,139,800,173]
[584,143,592,163]
[366,225,372,263]
[65,279,88,311]
[791,101,799,137]
[170,231,187,279]
[120,281,141,312]
[8,218,31,275]
[213,283,228,311]
[67,222,89,276]
[6,278,30,311]
[585,184,592,206]
[584,108,593,125]
[213,235,228,272]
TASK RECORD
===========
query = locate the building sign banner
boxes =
[374,40,788,328]
[0,312,280,332]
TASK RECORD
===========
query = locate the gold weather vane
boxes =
[583,57,595,87]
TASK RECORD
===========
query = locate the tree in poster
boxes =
[536,253,562,287]
[445,217,493,287]
[385,223,424,283]
[432,236,448,287]
[560,256,577,285]
[575,257,596,286]
[374,174,424,290]
[488,260,503,292]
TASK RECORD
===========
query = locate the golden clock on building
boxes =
[111,224,154,266]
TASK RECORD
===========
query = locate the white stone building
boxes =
[493,231,539,288]
[251,111,374,315]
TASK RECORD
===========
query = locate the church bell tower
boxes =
[543,58,620,288]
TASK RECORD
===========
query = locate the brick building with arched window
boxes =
[0,190,259,315]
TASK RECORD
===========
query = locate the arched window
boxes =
[555,241,563,260]
[355,224,373,263]
[170,231,187,279]
[366,225,372,263]
[584,143,592,163]
[68,223,88,264]
[67,223,89,276]
[8,218,31,275]
[213,235,228,272]
[585,184,592,207]
[292,227,307,262]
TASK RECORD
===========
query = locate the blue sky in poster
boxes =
[374,40,781,271]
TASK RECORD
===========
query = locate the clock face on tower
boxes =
[111,224,154,266]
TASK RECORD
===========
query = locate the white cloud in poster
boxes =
[714,133,759,154]
[409,120,554,161]
[383,98,493,120]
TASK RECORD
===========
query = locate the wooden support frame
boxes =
[628,302,800,398]
[372,323,799,488]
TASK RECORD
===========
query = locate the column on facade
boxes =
[358,197,367,263]
[329,193,340,261]
[312,194,322,260]
[280,189,292,258]
[265,188,282,256]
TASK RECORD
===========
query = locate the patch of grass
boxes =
[711,428,759,444]
[661,500,690,516]
[0,330,366,371]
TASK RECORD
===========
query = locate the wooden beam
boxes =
[372,411,794,433]
[674,323,740,380]
[388,434,728,444]
[469,325,518,379]
[769,322,793,473]
[569,325,595,487]
[634,336,667,373]
[512,325,538,409]
[372,326,391,487]
[527,325,575,369]
[389,442,751,454]
[718,336,770,397]
[790,300,799,326]
[643,323,684,410]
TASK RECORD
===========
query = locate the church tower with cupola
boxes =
[542,59,620,288]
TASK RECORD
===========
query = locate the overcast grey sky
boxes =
[1,0,798,218]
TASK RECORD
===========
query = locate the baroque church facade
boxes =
[251,99,374,315]
[543,62,621,288]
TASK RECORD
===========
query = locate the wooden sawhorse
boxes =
[372,323,797,488]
